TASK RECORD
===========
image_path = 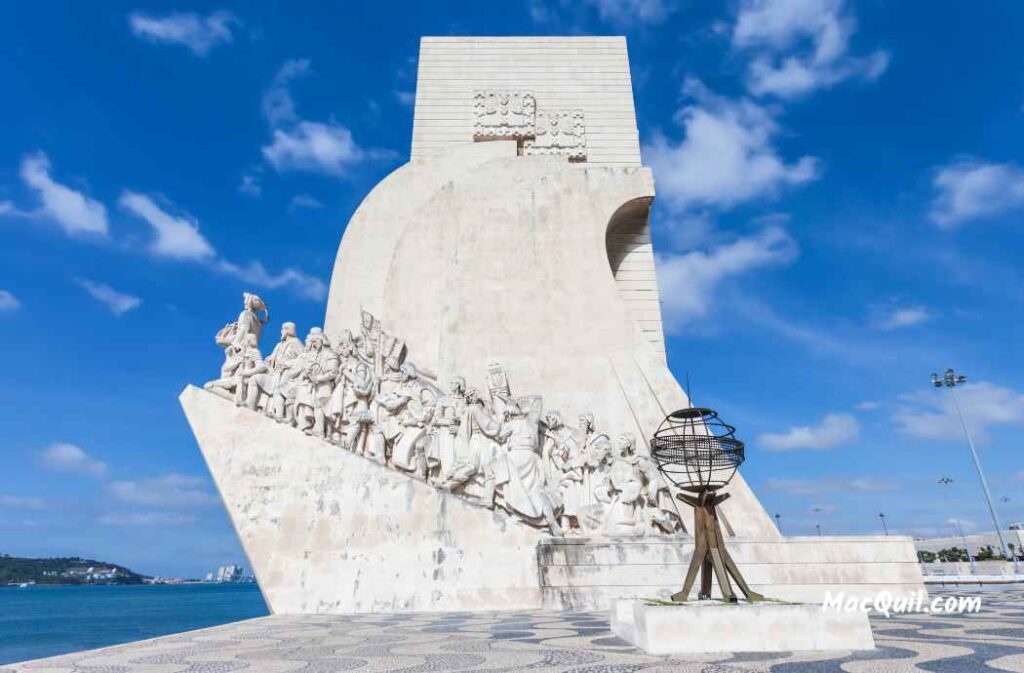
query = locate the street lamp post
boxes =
[879,512,889,536]
[774,513,782,535]
[938,477,976,574]
[932,369,1019,572]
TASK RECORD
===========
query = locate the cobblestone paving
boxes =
[5,589,1023,673]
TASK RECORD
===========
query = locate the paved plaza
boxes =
[6,589,1024,673]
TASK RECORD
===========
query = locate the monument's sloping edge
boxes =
[180,384,544,614]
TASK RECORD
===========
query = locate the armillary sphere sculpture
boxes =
[651,408,764,603]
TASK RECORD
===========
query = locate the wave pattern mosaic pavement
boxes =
[5,589,1024,673]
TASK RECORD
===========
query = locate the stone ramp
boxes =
[181,385,543,614]
[7,589,1024,672]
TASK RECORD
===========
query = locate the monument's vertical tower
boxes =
[325,35,777,538]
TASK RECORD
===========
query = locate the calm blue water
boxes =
[0,583,269,664]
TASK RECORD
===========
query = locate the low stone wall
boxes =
[539,537,925,610]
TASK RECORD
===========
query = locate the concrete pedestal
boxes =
[611,599,875,654]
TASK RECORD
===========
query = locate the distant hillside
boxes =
[0,555,147,585]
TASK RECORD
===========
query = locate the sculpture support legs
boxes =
[672,490,763,603]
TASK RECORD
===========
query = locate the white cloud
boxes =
[109,473,219,508]
[238,172,262,197]
[0,495,46,509]
[855,400,880,411]
[893,381,1024,442]
[765,476,897,496]
[19,152,109,236]
[262,59,310,126]
[393,90,415,106]
[262,120,367,177]
[40,442,107,477]
[118,190,323,300]
[758,412,860,451]
[99,512,198,526]
[77,278,142,316]
[215,260,326,301]
[584,0,670,26]
[644,80,819,211]
[930,159,1024,227]
[529,0,671,26]
[0,290,19,312]
[873,303,931,331]
[119,191,216,261]
[128,10,238,56]
[259,59,385,179]
[732,0,889,99]
[656,226,798,328]
[289,194,324,211]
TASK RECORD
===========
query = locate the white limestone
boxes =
[181,385,544,613]
[611,599,876,654]
[182,35,926,615]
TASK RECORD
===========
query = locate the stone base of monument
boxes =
[610,599,875,655]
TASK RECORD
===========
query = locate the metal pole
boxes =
[952,517,976,575]
[774,513,782,535]
[948,386,1018,571]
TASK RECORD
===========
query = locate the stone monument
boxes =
[181,36,924,615]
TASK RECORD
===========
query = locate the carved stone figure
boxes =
[599,433,647,537]
[203,297,690,539]
[291,328,339,438]
[245,321,304,418]
[543,411,583,533]
[492,395,562,536]
[441,387,505,505]
[342,361,376,456]
[205,333,263,404]
[429,376,467,484]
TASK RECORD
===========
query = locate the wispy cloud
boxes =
[0,495,46,509]
[261,58,310,126]
[118,192,324,300]
[288,194,324,211]
[238,172,262,197]
[259,59,388,178]
[118,191,216,261]
[765,475,898,496]
[930,159,1024,227]
[529,0,672,27]
[644,79,819,211]
[109,473,219,508]
[893,381,1024,442]
[77,278,142,316]
[757,412,860,451]
[0,290,19,312]
[262,121,369,177]
[128,10,239,56]
[215,260,326,301]
[19,152,109,236]
[872,302,932,331]
[40,442,107,477]
[732,0,889,99]
[392,90,415,106]
[656,226,798,328]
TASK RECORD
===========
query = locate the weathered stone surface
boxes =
[181,385,544,614]
[539,537,926,610]
[612,599,876,654]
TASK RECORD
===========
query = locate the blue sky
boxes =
[2,0,1023,578]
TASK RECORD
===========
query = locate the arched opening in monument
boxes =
[605,198,666,360]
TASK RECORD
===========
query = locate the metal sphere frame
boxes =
[650,407,763,604]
